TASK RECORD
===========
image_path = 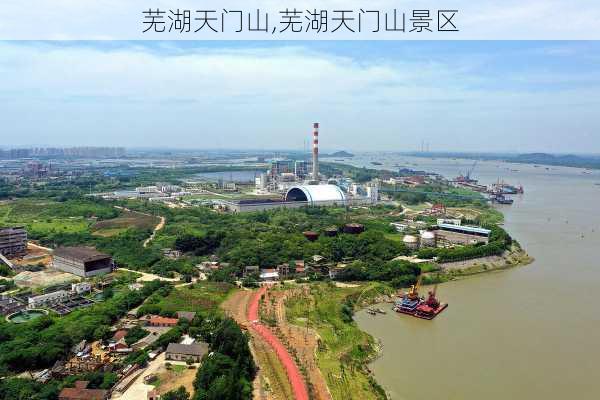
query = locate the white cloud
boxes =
[0,42,599,153]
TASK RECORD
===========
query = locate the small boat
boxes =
[366,309,377,316]
[375,308,387,315]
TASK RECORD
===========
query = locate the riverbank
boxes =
[345,154,600,400]
[425,244,534,284]
[285,282,392,400]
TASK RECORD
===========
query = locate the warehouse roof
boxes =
[437,223,491,236]
[54,246,111,262]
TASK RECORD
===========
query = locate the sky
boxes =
[1,40,599,153]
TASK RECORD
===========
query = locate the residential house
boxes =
[147,316,178,327]
[165,342,209,363]
[259,268,279,282]
[58,381,108,400]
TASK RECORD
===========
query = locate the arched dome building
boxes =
[284,184,346,206]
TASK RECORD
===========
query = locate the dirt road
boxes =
[143,215,165,248]
[222,290,294,400]
[117,268,178,283]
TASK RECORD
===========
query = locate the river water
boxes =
[351,155,600,400]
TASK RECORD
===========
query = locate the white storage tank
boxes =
[402,234,419,250]
[420,231,437,247]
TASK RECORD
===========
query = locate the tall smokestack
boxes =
[312,122,319,181]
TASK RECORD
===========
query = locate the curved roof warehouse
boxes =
[284,184,346,206]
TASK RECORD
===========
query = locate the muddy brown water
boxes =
[351,156,600,400]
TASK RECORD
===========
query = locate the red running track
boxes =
[248,286,309,400]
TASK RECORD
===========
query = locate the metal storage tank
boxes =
[303,231,319,241]
[402,234,419,250]
[420,231,437,247]
[324,227,339,237]
[343,223,365,234]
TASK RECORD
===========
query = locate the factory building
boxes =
[294,160,309,179]
[269,160,294,178]
[255,173,268,190]
[28,290,70,308]
[52,246,114,278]
[284,184,346,206]
[0,226,27,258]
[435,223,491,245]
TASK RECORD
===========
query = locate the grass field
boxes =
[286,283,390,400]
[147,281,235,315]
[383,233,403,242]
[91,210,159,237]
[0,199,105,242]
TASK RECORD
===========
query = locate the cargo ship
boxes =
[490,181,524,195]
[490,193,514,205]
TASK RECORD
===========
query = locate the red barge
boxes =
[393,280,448,320]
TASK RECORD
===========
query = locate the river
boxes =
[351,155,600,400]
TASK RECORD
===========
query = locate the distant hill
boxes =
[323,150,354,158]
[513,153,600,169]
[405,151,600,170]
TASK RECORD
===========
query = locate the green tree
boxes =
[162,386,190,400]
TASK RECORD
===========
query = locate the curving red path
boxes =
[248,286,309,400]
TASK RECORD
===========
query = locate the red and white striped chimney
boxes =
[312,122,319,180]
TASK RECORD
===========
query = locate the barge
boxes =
[491,193,514,205]
[414,286,448,320]
[393,281,448,320]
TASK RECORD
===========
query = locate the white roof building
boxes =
[284,184,346,206]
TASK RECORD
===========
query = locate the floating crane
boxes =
[424,284,440,309]
[465,160,478,182]
[455,160,479,184]
[406,275,422,301]
[415,284,448,320]
[393,275,423,315]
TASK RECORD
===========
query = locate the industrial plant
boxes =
[214,122,379,212]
